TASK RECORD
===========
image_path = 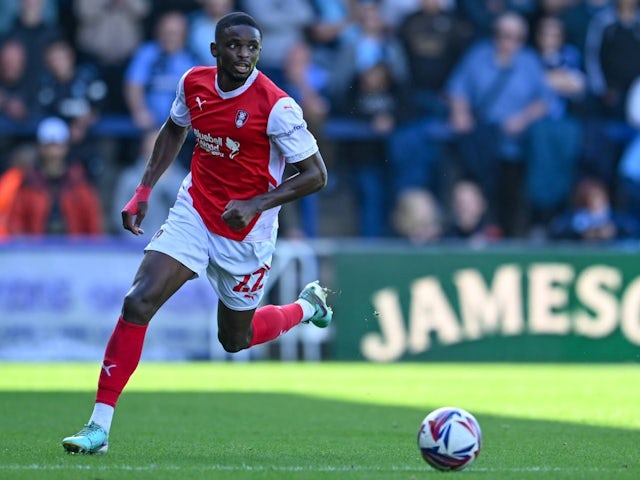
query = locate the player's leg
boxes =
[216,302,255,352]
[62,252,195,454]
[63,188,212,454]
[216,281,333,353]
[210,232,333,352]
[122,250,196,324]
[96,251,195,404]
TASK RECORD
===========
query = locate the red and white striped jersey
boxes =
[169,66,319,241]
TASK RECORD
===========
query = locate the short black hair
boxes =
[214,12,262,43]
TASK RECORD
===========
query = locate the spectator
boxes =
[582,0,640,187]
[7,117,104,235]
[328,0,409,108]
[396,0,475,118]
[0,143,37,238]
[4,0,62,88]
[533,0,576,18]
[34,39,110,192]
[124,10,198,130]
[558,0,610,58]
[141,0,200,34]
[0,38,35,122]
[0,0,58,37]
[240,0,316,87]
[188,0,236,67]
[36,39,108,147]
[530,1,580,36]
[73,0,151,114]
[443,179,502,243]
[534,15,586,115]
[447,12,549,238]
[306,0,357,69]
[549,177,640,241]
[457,0,537,39]
[391,187,443,244]
[280,41,332,238]
[384,0,468,205]
[618,75,640,215]
[527,15,584,228]
[111,129,187,237]
[380,0,422,29]
[584,0,640,119]
[339,62,402,237]
[283,42,330,130]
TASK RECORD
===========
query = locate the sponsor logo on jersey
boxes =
[278,122,305,138]
[193,128,241,160]
[235,109,249,128]
[226,137,241,159]
[193,128,224,157]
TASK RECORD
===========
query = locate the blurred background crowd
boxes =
[2,0,640,246]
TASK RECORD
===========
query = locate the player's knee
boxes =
[218,331,249,353]
[122,289,156,325]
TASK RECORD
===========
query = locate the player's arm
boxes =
[121,118,190,235]
[240,151,328,212]
[122,69,193,235]
[222,152,327,231]
[139,118,190,188]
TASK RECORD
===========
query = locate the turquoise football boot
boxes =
[299,280,333,328]
[62,422,109,454]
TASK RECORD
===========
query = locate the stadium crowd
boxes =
[1,0,640,244]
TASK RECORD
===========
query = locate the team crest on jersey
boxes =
[235,110,249,128]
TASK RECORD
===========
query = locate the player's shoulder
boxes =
[185,65,217,80]
[266,95,307,136]
[182,66,217,95]
[254,71,289,102]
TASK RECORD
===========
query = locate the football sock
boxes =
[96,316,148,408]
[295,298,316,320]
[249,303,303,347]
[89,402,114,434]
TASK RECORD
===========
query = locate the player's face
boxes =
[211,25,261,91]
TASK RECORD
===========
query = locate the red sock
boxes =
[249,303,303,347]
[96,316,148,407]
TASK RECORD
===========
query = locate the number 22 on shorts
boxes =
[232,266,270,293]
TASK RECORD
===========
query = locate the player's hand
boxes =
[222,199,261,230]
[121,185,152,235]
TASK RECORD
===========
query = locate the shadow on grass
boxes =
[0,392,637,480]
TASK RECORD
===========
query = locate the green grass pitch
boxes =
[0,362,638,479]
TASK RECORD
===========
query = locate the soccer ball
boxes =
[417,406,482,471]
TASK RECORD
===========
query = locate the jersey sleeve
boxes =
[267,97,319,163]
[169,69,193,127]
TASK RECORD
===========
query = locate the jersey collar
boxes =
[215,68,259,99]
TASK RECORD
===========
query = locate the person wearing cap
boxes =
[6,116,104,235]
